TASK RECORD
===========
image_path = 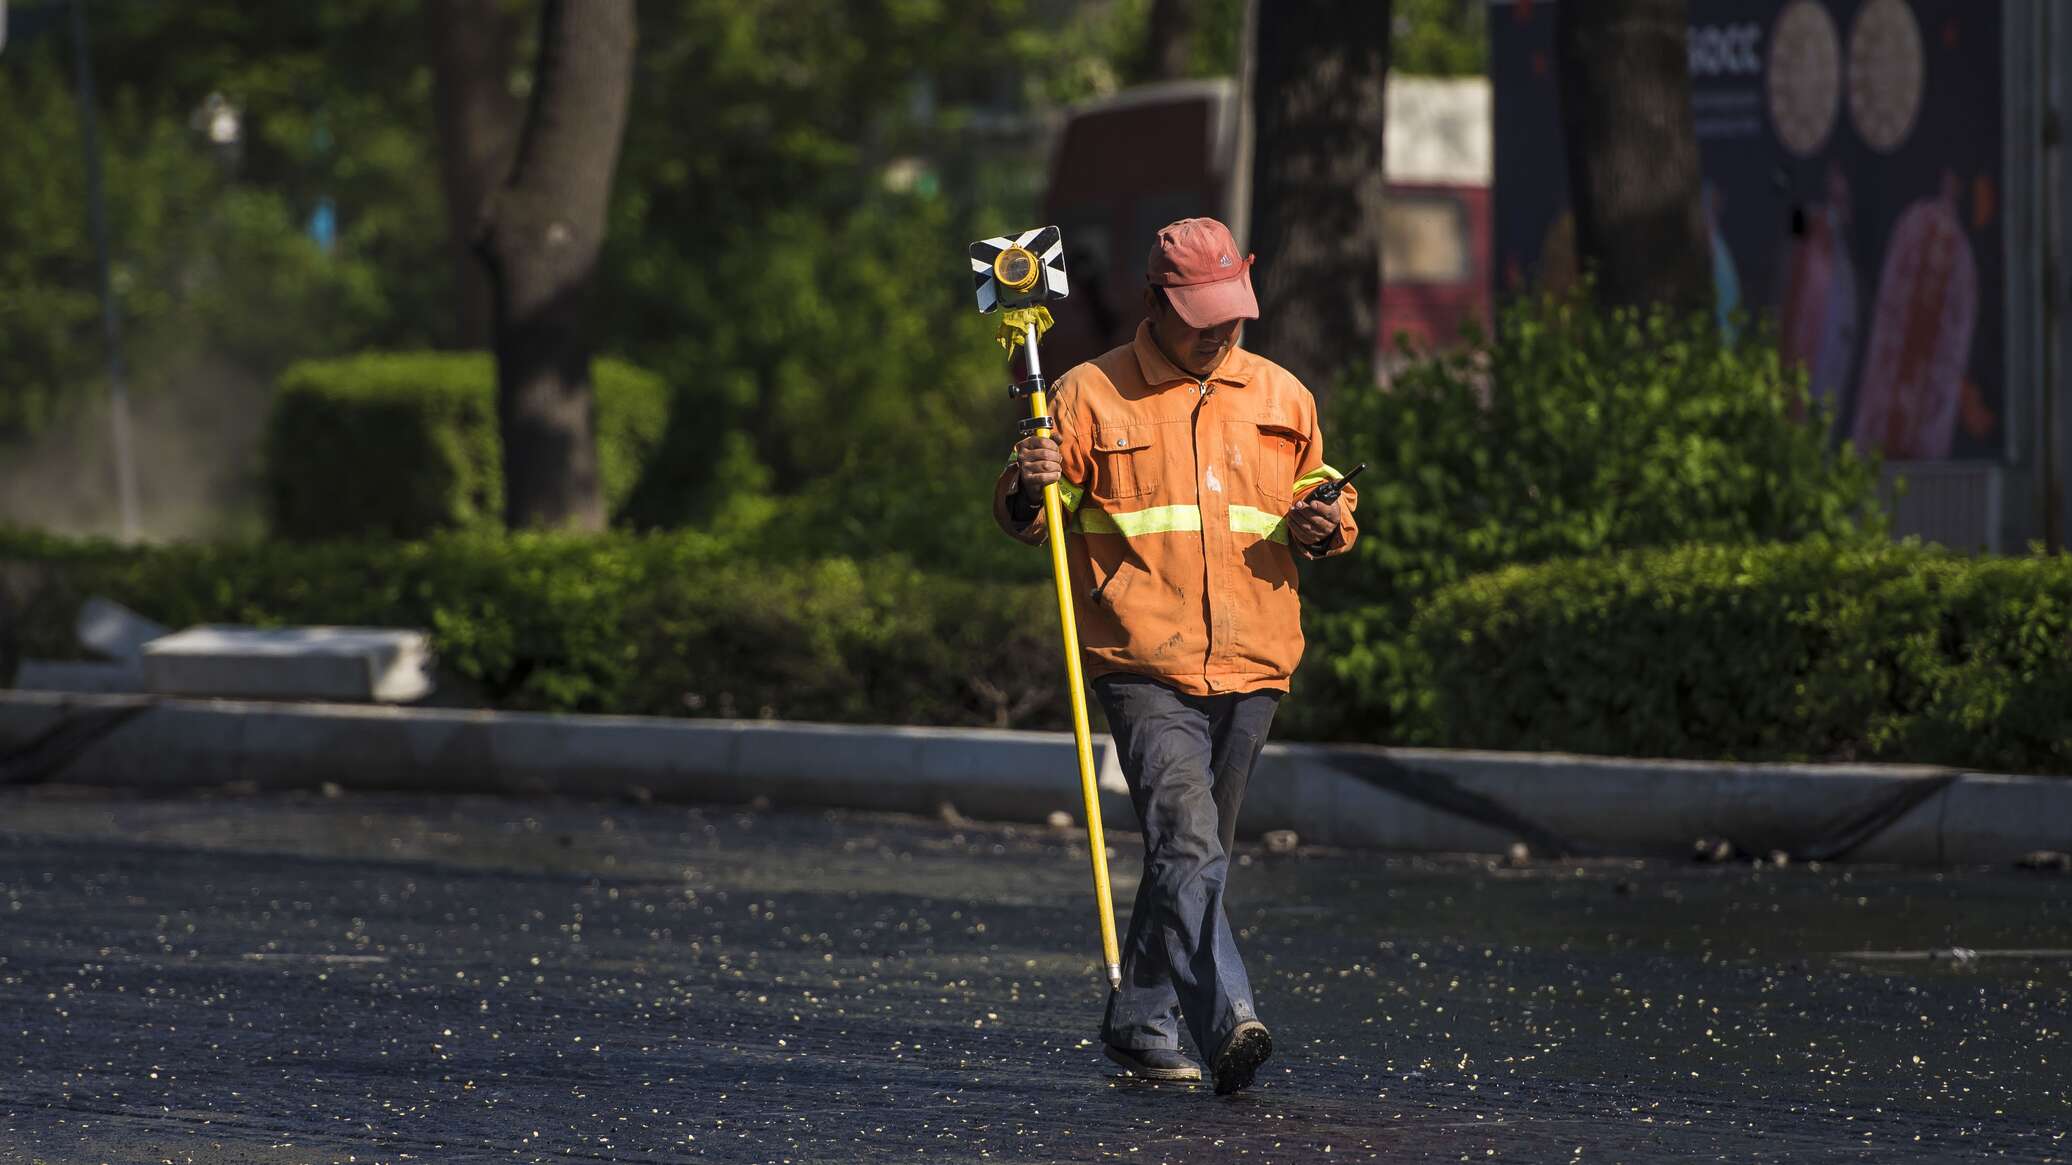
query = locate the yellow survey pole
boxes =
[971,227,1121,991]
[1019,322,1122,992]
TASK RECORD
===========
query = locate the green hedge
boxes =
[0,530,1063,729]
[265,353,669,540]
[1285,292,1883,740]
[8,532,2072,772]
[1405,541,2072,774]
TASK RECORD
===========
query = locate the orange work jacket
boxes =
[993,321,1359,695]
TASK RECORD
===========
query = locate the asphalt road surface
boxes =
[2,787,2068,1163]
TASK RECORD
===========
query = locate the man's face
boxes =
[1146,288,1243,378]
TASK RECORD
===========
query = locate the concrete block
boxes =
[916,727,1083,820]
[1094,740,1140,833]
[1097,743,1128,794]
[733,721,929,813]
[76,700,243,789]
[1229,746,1311,835]
[235,701,437,792]
[0,691,138,785]
[395,709,503,792]
[141,625,432,703]
[12,659,145,694]
[1844,790,1949,865]
[1937,773,2072,865]
[490,712,739,800]
[1252,745,1519,852]
[4,690,2067,869]
[1397,750,1726,855]
[0,691,83,743]
[1394,749,1954,859]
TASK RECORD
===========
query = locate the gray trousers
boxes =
[1093,674,1280,1059]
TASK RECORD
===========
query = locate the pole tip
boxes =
[1106,964,1122,992]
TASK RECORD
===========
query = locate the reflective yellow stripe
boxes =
[1228,505,1290,544]
[1074,504,1202,537]
[1077,503,1294,542]
[1292,464,1344,497]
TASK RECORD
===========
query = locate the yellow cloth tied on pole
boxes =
[994,305,1055,351]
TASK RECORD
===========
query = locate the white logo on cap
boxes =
[1219,254,1232,267]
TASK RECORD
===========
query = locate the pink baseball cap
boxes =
[1146,217,1258,328]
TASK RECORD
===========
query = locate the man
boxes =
[993,217,1358,1094]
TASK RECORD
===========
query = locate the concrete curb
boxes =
[2,691,2066,866]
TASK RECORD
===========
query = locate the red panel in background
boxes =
[1379,183,1494,359]
[1041,86,1228,375]
[1039,84,1494,379]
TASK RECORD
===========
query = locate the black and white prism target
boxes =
[969,226,1069,313]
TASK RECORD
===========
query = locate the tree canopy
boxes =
[0,0,1482,545]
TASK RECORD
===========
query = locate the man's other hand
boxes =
[1015,435,1063,501]
[1287,493,1340,547]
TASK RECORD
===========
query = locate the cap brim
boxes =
[1166,270,1259,329]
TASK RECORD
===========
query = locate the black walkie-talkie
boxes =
[1309,462,1366,506]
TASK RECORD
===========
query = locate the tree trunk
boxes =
[425,0,523,350]
[1243,1,1390,394]
[1554,0,1712,313]
[1144,0,1196,81]
[478,0,635,532]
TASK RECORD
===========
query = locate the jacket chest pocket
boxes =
[1252,422,1307,504]
[1091,424,1161,501]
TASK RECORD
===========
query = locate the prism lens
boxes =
[993,247,1041,292]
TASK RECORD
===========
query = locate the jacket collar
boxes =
[1131,320,1255,390]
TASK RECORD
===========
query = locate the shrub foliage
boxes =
[0,530,1062,730]
[266,353,668,540]
[1406,541,2072,774]
[1289,294,1883,739]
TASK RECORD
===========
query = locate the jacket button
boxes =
[1115,437,1128,447]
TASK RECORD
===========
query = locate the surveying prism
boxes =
[967,225,1121,992]
[970,226,1068,314]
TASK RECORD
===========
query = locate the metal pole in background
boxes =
[1229,0,1258,250]
[69,0,139,541]
[2043,0,2063,554]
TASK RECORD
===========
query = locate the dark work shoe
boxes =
[1211,1020,1273,1095]
[1103,1044,1204,1082]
